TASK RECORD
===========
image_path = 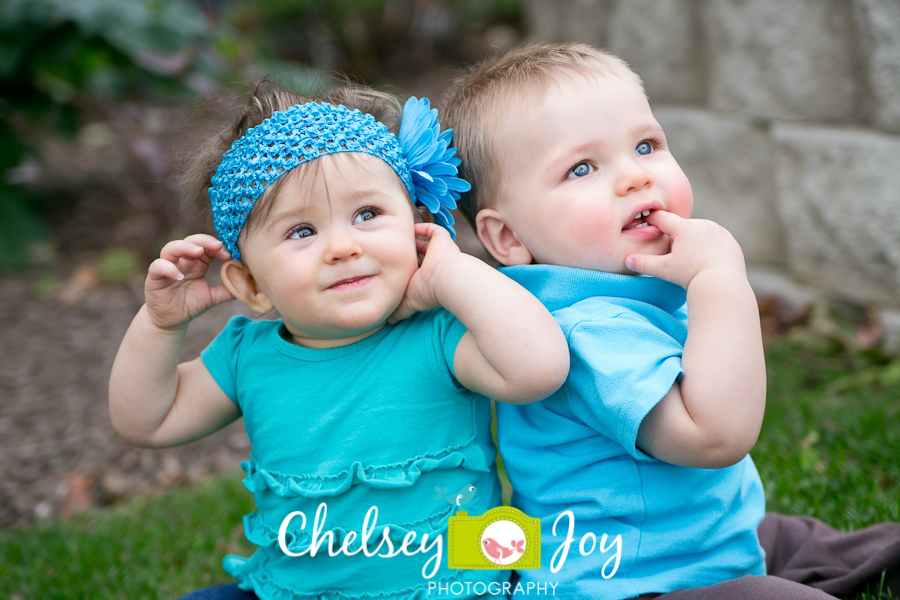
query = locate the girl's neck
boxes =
[283,321,388,349]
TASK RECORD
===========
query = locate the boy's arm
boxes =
[390,224,569,404]
[628,212,766,469]
[109,235,240,448]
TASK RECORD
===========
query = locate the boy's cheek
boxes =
[669,173,694,218]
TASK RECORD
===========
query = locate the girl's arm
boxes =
[390,224,569,404]
[109,235,240,448]
[628,211,766,469]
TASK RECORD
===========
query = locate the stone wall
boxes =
[521,0,900,312]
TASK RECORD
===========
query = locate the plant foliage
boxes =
[0,0,214,270]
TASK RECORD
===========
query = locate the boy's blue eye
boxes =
[288,226,315,239]
[636,142,653,156]
[567,162,594,179]
[353,208,379,224]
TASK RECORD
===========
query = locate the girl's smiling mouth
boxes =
[327,275,375,291]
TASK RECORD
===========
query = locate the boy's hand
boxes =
[388,223,461,323]
[624,211,746,289]
[145,234,235,331]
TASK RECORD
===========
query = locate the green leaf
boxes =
[879,361,900,386]
[98,247,140,283]
[0,186,46,271]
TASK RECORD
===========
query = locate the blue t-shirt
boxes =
[497,265,766,599]
[201,310,506,600]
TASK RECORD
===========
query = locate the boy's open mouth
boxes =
[622,210,652,231]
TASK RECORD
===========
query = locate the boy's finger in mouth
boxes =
[622,205,663,239]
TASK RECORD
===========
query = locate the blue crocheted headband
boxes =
[209,97,469,261]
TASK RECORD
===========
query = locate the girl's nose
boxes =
[614,159,653,196]
[323,231,362,263]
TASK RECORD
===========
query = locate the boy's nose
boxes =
[614,159,653,196]
[323,232,362,263]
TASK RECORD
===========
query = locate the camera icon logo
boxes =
[447,507,541,571]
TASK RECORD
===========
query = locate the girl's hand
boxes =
[388,223,462,323]
[624,210,746,290]
[145,234,235,331]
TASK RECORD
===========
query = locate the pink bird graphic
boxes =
[482,537,525,562]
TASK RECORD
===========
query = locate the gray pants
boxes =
[639,513,900,600]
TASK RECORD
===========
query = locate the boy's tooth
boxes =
[642,210,650,216]
[634,213,641,220]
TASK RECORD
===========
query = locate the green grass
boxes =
[755,333,900,531]
[2,333,899,599]
[0,472,255,600]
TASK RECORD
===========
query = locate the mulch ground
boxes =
[0,267,255,528]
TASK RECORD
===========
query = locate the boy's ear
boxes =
[475,208,533,266]
[220,260,274,314]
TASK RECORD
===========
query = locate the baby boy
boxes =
[440,43,895,600]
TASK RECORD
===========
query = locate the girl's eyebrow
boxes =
[266,206,310,234]
[264,187,396,233]
[341,187,396,204]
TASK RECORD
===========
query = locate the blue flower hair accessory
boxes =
[209,96,469,261]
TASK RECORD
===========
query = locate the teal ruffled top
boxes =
[201,310,505,599]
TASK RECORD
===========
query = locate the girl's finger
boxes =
[148,258,185,282]
[159,240,206,263]
[183,234,231,260]
[208,283,236,306]
[413,222,448,241]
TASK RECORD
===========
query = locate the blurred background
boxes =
[1,0,898,530]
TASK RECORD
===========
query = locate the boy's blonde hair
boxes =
[441,43,642,228]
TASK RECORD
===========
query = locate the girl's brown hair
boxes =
[180,80,404,248]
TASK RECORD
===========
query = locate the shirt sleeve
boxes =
[200,315,252,405]
[426,308,469,393]
[565,310,684,460]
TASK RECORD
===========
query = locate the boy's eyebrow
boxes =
[547,142,598,174]
[630,121,666,139]
[547,121,667,173]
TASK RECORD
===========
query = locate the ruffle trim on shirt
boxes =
[243,505,453,554]
[224,552,470,600]
[241,440,490,498]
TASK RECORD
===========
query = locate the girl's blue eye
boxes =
[636,142,653,156]
[567,162,594,179]
[353,208,379,224]
[288,226,315,239]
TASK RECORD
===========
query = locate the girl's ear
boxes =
[414,204,435,224]
[475,208,533,266]
[220,260,274,314]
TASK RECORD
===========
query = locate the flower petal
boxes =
[397,97,470,241]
